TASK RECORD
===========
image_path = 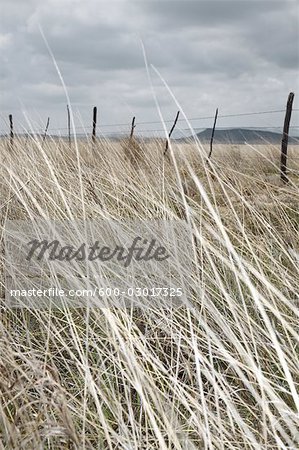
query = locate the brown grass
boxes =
[0,136,298,449]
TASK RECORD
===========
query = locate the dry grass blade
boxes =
[0,132,298,449]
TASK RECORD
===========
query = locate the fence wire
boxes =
[0,108,298,137]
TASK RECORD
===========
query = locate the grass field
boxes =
[0,135,298,449]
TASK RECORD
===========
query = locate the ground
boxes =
[0,137,298,449]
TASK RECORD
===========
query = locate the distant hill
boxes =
[180,128,299,145]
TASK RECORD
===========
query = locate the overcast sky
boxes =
[0,0,298,136]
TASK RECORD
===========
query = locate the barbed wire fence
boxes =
[1,107,299,139]
[1,94,298,182]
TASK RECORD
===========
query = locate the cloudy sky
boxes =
[0,0,298,136]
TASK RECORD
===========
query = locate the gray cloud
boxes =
[134,1,285,29]
[243,5,299,69]
[0,0,298,135]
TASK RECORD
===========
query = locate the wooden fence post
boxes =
[280,92,295,183]
[92,106,97,144]
[164,111,180,156]
[9,114,14,149]
[67,104,71,147]
[42,117,50,146]
[130,116,136,139]
[207,108,218,159]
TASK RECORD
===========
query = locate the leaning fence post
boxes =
[42,117,50,146]
[280,92,295,183]
[9,114,14,149]
[67,104,71,147]
[207,108,218,159]
[92,106,97,144]
[164,111,180,156]
[130,116,136,139]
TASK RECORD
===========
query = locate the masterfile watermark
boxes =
[4,219,193,308]
[26,237,170,267]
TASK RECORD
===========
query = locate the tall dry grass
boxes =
[0,134,298,449]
